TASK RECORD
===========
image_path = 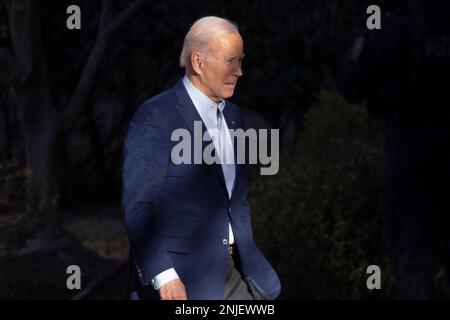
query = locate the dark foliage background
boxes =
[0,0,416,299]
[250,91,390,299]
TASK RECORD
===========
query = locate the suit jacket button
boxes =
[223,239,228,245]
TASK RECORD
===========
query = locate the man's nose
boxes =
[234,65,243,77]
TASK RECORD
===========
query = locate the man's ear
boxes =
[191,52,203,76]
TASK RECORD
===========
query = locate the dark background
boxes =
[0,0,434,299]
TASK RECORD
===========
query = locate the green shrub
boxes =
[0,161,27,254]
[249,90,394,299]
[0,161,27,210]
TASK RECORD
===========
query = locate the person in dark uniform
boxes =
[337,0,450,299]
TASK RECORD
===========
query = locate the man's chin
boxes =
[222,89,235,99]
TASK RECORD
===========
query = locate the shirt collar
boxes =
[183,75,226,125]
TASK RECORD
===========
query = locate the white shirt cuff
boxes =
[151,268,179,290]
[229,223,234,245]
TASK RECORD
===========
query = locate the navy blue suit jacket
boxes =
[122,79,281,300]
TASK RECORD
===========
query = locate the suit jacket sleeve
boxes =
[122,103,174,287]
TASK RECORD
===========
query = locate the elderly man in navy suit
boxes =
[122,16,281,300]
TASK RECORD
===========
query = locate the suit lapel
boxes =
[174,80,228,194]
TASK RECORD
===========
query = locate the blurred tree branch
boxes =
[1,0,44,89]
[0,0,147,241]
[63,0,147,136]
[0,48,17,86]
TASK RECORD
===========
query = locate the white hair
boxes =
[179,16,239,68]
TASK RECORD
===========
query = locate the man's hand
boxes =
[159,278,187,300]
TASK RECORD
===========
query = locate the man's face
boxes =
[197,33,244,102]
